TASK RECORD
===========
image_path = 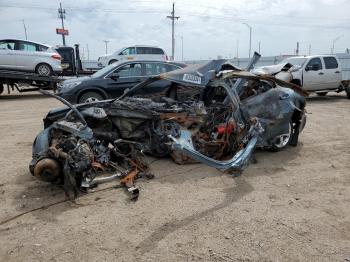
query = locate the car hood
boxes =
[98,54,112,59]
[252,62,293,75]
[159,59,241,87]
[61,76,91,85]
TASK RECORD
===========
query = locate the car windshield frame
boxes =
[91,63,118,78]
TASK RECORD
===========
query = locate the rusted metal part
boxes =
[50,146,70,160]
[159,112,202,127]
[120,168,140,200]
[33,158,61,182]
[91,162,105,172]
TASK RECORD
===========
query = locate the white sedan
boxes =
[0,39,62,76]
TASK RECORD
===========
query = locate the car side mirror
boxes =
[110,72,120,81]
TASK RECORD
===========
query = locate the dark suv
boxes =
[57,60,186,104]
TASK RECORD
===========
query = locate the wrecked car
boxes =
[29,58,307,198]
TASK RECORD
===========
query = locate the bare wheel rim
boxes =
[85,97,100,103]
[37,65,50,76]
[274,123,292,148]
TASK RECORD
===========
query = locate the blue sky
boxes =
[0,0,349,60]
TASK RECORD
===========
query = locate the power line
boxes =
[1,3,350,30]
[1,3,350,21]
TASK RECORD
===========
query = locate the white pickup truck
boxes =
[254,55,350,98]
[281,55,350,98]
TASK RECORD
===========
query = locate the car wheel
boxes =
[270,122,292,151]
[0,83,4,95]
[316,92,328,96]
[108,59,118,65]
[345,87,350,99]
[36,63,53,76]
[79,92,104,104]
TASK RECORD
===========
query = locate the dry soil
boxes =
[0,91,349,262]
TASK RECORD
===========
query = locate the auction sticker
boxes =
[183,74,201,84]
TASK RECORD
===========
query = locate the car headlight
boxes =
[59,81,82,92]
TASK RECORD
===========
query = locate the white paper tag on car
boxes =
[183,74,201,84]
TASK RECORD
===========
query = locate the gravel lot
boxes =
[0,91,349,261]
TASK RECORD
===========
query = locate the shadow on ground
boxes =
[0,93,48,101]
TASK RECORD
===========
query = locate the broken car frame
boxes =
[29,53,307,199]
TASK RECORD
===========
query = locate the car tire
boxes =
[316,92,328,96]
[270,122,293,151]
[79,91,105,104]
[345,87,350,99]
[108,59,118,65]
[36,63,53,76]
[0,82,4,95]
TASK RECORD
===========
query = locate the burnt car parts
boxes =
[30,58,307,198]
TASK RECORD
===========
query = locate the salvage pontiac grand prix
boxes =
[29,59,307,198]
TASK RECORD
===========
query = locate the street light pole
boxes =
[181,36,184,61]
[103,40,109,55]
[22,20,28,40]
[332,34,343,54]
[243,23,252,58]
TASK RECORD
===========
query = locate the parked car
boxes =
[255,55,350,98]
[0,39,62,76]
[97,46,168,67]
[57,60,186,104]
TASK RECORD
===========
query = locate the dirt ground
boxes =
[0,91,349,262]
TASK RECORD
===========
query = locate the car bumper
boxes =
[51,64,63,72]
[57,91,76,104]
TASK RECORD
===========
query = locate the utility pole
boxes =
[22,20,28,40]
[86,44,90,60]
[308,44,311,55]
[236,39,239,58]
[166,3,179,61]
[243,23,252,58]
[103,40,109,55]
[296,42,299,56]
[58,2,66,46]
[258,41,261,54]
[82,47,85,60]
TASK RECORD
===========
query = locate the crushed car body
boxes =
[29,57,307,198]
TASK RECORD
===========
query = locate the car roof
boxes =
[0,39,51,47]
[114,60,186,67]
[132,45,163,48]
[286,55,336,59]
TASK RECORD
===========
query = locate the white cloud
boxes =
[0,0,349,60]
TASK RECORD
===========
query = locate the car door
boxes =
[117,47,136,61]
[136,62,181,96]
[241,88,292,140]
[302,57,326,91]
[16,41,40,70]
[322,56,342,89]
[104,62,144,97]
[0,40,17,68]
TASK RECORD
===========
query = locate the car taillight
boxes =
[51,54,62,60]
